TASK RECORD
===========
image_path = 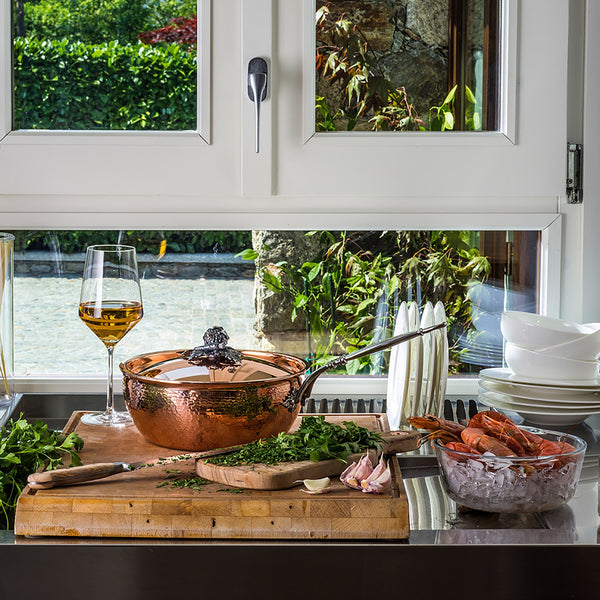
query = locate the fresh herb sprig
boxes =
[0,414,84,529]
[207,415,382,467]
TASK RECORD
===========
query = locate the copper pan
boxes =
[119,323,445,452]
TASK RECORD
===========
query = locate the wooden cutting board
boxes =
[14,411,412,540]
[195,429,419,490]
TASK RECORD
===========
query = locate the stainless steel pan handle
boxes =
[282,321,447,412]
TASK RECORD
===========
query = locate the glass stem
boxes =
[106,345,115,416]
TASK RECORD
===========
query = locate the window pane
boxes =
[12,229,539,377]
[12,1,198,131]
[315,0,500,132]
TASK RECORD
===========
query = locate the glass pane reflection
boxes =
[11,229,537,378]
[315,0,500,132]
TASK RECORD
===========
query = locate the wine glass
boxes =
[79,245,143,426]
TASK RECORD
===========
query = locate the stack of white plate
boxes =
[479,367,600,426]
[386,301,448,429]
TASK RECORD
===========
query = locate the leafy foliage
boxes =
[21,0,197,44]
[315,5,425,132]
[429,84,481,131]
[138,16,197,46]
[13,37,197,130]
[12,231,252,255]
[315,4,482,132]
[0,414,83,529]
[246,231,490,375]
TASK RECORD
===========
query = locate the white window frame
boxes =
[1,1,596,399]
[303,0,517,145]
[0,0,228,207]
[13,213,562,397]
[1,0,212,144]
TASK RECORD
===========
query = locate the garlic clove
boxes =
[352,454,374,482]
[362,455,386,484]
[340,460,362,489]
[361,457,391,494]
[340,461,358,481]
[298,477,332,494]
[341,454,374,490]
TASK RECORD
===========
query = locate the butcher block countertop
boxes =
[14,412,411,540]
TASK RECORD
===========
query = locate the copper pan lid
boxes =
[120,327,309,387]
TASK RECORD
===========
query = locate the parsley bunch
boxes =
[207,415,382,466]
[0,414,84,529]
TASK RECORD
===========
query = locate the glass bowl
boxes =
[434,427,586,513]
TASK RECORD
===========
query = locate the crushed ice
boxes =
[438,453,582,513]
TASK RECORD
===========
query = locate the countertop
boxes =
[1,402,599,599]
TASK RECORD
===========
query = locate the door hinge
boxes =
[567,143,582,204]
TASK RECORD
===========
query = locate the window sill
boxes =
[13,374,480,397]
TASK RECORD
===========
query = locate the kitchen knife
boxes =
[26,444,245,490]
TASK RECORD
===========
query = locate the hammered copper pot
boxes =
[119,324,445,452]
[120,347,308,451]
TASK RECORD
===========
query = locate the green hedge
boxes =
[12,231,252,255]
[13,37,197,130]
[21,0,197,44]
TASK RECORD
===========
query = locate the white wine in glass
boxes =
[79,245,143,426]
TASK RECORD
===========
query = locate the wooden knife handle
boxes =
[27,462,130,489]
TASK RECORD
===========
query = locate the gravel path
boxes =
[14,276,256,375]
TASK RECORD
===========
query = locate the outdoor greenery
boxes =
[315,4,481,132]
[13,0,197,130]
[17,0,196,43]
[242,231,490,375]
[12,231,252,255]
[12,2,491,374]
[14,37,196,130]
[291,8,489,372]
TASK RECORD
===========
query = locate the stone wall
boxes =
[251,231,322,355]
[14,251,254,279]
[317,0,470,126]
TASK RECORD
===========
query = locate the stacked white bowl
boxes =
[478,311,600,426]
[501,311,600,382]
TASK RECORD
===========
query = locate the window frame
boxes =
[0,0,223,205]
[12,215,562,397]
[2,0,212,143]
[302,0,516,144]
[0,0,594,399]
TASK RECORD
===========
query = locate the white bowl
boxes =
[501,311,598,350]
[537,323,600,360]
[505,342,599,382]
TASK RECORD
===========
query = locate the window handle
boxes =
[247,57,268,153]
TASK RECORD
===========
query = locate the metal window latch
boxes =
[567,143,582,204]
[247,57,268,153]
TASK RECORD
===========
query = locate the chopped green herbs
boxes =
[156,472,246,494]
[0,414,84,529]
[157,474,211,492]
[206,415,382,466]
